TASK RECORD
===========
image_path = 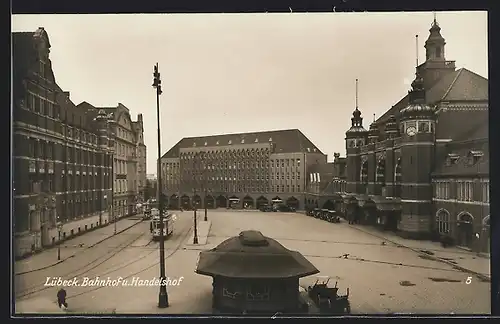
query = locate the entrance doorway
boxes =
[384,211,400,231]
[40,223,51,247]
[457,212,474,249]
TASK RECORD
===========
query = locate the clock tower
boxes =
[398,68,436,239]
[345,79,368,193]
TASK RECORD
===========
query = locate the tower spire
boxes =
[416,35,419,66]
[355,78,359,110]
[433,11,437,25]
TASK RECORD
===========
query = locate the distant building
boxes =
[78,102,146,217]
[12,28,113,257]
[304,153,347,210]
[160,129,327,210]
[338,18,489,253]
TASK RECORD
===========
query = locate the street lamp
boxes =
[57,221,62,261]
[192,153,199,244]
[201,152,208,221]
[153,63,169,308]
[193,188,199,245]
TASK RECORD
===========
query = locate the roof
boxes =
[12,29,103,134]
[196,230,319,279]
[161,129,324,159]
[376,68,488,125]
[12,29,57,102]
[432,139,489,177]
[12,32,36,102]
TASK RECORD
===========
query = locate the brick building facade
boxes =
[329,18,489,252]
[160,129,328,210]
[77,102,146,218]
[12,28,114,257]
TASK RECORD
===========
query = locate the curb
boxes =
[15,219,144,276]
[185,220,212,246]
[346,223,491,282]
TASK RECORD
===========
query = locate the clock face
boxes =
[406,126,417,136]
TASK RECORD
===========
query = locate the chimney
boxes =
[63,91,70,99]
[138,113,143,122]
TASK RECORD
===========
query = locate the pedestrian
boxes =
[57,288,68,310]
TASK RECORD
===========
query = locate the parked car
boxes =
[259,204,273,212]
[273,203,296,212]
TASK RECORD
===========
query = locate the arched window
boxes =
[436,209,451,234]
[482,215,490,228]
[360,161,368,184]
[376,159,386,185]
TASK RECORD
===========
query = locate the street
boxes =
[15,210,490,314]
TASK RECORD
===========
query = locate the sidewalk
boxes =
[15,217,144,275]
[345,221,491,281]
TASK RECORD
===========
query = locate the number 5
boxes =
[466,277,472,284]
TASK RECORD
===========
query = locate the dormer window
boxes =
[204,142,207,146]
[468,150,484,165]
[307,148,311,152]
[241,139,245,144]
[446,153,460,166]
[193,142,196,147]
[228,140,232,144]
[216,141,219,145]
[255,138,259,143]
[313,148,317,152]
[268,137,272,142]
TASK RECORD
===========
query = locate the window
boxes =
[28,93,36,111]
[40,61,46,77]
[436,46,441,58]
[39,99,45,115]
[482,181,490,203]
[436,210,450,234]
[28,140,35,157]
[47,143,53,160]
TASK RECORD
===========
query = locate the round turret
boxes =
[400,103,435,120]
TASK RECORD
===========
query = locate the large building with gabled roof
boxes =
[327,17,489,253]
[160,129,328,210]
[12,28,115,257]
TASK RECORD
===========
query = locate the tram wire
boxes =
[69,222,193,283]
[65,222,194,300]
[17,220,193,300]
[15,219,146,276]
[209,234,478,256]
[303,253,467,273]
[16,231,149,299]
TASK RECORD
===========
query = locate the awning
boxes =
[352,194,371,207]
[369,196,401,211]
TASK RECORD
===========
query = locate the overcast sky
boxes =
[12,12,488,174]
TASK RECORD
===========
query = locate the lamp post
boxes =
[193,153,199,244]
[153,63,169,308]
[57,222,62,260]
[201,152,208,221]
